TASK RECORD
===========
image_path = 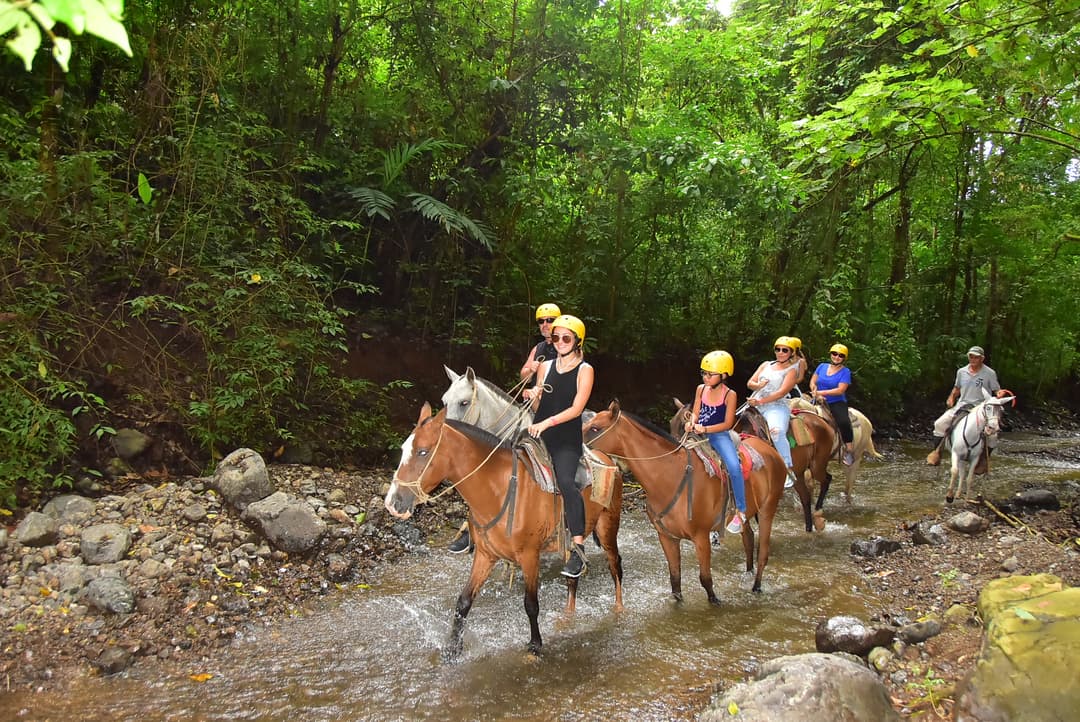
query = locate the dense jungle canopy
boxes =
[1,0,1079,508]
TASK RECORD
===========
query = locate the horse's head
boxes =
[583,400,623,451]
[384,402,447,519]
[441,365,479,423]
[669,397,692,438]
[981,396,1015,436]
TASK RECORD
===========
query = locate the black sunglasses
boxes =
[538,317,556,324]
[774,347,792,353]
[700,370,718,377]
[830,352,846,359]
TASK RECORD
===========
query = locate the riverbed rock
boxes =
[41,494,96,522]
[815,616,896,656]
[83,576,135,614]
[241,491,327,554]
[15,512,60,547]
[911,522,947,546]
[850,537,901,558]
[212,448,274,511]
[80,524,132,564]
[954,574,1080,722]
[701,652,900,721]
[948,511,990,535]
[1011,488,1059,511]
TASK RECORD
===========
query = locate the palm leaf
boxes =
[344,186,395,220]
[408,193,493,250]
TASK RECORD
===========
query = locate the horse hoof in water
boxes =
[441,641,464,663]
[812,510,826,531]
[945,495,954,504]
[526,643,542,659]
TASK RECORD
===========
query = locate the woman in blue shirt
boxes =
[810,343,855,466]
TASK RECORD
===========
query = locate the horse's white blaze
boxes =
[384,433,417,518]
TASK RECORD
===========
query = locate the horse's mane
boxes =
[624,411,679,445]
[474,375,518,406]
[446,418,514,449]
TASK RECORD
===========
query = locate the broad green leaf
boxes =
[79,0,131,56]
[6,13,40,71]
[137,172,152,204]
[51,35,71,72]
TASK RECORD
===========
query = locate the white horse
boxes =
[788,397,883,503]
[442,365,532,437]
[945,395,1014,503]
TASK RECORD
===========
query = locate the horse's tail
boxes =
[865,436,885,460]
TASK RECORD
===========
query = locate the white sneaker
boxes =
[842,451,855,466]
[726,512,745,534]
[784,469,797,488]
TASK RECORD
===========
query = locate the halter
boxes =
[391,420,507,505]
[956,401,999,461]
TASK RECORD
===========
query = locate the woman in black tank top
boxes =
[524,314,594,578]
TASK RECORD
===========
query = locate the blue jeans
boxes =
[707,431,746,513]
[760,403,794,467]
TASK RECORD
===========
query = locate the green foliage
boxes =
[2,0,132,71]
[0,322,111,510]
[1,0,1079,510]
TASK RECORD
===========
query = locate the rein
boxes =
[391,421,506,505]
[585,412,689,463]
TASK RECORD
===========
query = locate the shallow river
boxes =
[13,433,1080,721]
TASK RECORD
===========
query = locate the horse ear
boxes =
[444,365,460,382]
[608,399,621,413]
[466,367,476,381]
[672,397,683,409]
[418,402,433,424]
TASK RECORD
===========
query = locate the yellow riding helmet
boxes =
[552,314,586,344]
[830,343,849,358]
[535,303,562,320]
[774,336,794,351]
[788,336,802,350]
[700,350,734,376]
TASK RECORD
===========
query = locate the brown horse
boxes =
[671,398,834,531]
[383,403,624,658]
[789,397,884,503]
[583,400,786,601]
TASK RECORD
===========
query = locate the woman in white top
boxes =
[747,336,800,487]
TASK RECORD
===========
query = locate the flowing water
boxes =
[10,433,1080,721]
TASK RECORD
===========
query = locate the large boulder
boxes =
[954,574,1080,722]
[212,448,274,511]
[701,653,900,721]
[241,492,327,554]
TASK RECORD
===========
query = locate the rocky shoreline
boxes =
[2,440,1078,720]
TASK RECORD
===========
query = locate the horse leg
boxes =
[843,462,857,504]
[595,509,625,612]
[792,469,814,532]
[520,551,543,657]
[444,550,499,661]
[750,512,772,593]
[690,532,720,606]
[815,469,832,511]
[655,531,684,603]
[564,576,579,615]
[945,450,959,504]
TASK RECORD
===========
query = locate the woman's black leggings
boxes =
[829,400,854,444]
[550,444,585,537]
